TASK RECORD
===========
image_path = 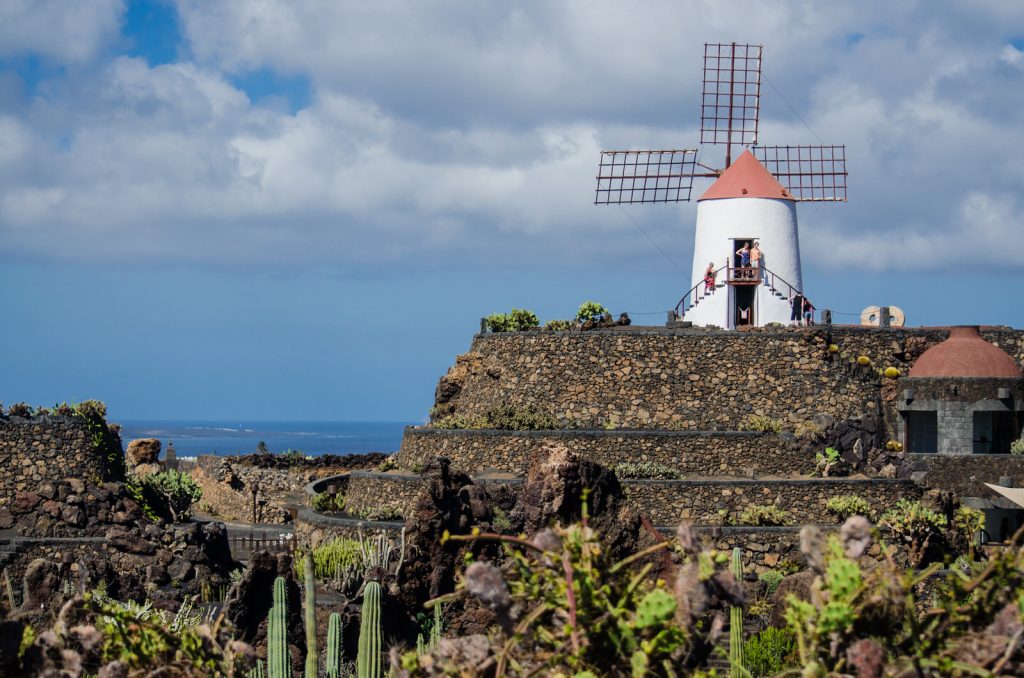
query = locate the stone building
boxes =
[898,326,1024,455]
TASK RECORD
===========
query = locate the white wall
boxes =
[684,197,802,328]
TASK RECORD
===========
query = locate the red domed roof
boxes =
[698,150,796,202]
[909,326,1022,378]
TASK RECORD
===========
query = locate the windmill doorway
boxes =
[734,285,755,327]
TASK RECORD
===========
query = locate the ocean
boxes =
[115,420,413,458]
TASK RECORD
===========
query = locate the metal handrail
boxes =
[674,264,728,318]
[673,263,813,321]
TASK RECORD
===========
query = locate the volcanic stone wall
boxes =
[397,428,811,477]
[433,326,1024,431]
[0,415,110,507]
[623,477,921,526]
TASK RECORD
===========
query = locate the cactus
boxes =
[247,660,266,678]
[430,600,442,651]
[268,576,291,678]
[357,581,383,678]
[326,612,343,678]
[304,553,317,678]
[729,547,746,678]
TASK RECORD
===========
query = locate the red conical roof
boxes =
[909,326,1022,378]
[698,150,795,202]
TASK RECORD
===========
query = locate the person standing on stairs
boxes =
[703,262,716,295]
[790,290,805,326]
[803,297,815,326]
[736,242,751,278]
[750,241,763,283]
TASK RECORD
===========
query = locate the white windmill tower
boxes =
[595,43,847,329]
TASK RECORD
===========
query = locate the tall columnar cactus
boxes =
[357,581,383,678]
[268,576,292,678]
[729,547,747,678]
[326,612,343,678]
[430,600,442,651]
[247,659,266,678]
[304,553,318,678]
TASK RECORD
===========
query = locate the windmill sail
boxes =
[753,145,847,202]
[594,149,698,204]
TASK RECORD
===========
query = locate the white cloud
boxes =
[0,0,123,63]
[0,1,1023,272]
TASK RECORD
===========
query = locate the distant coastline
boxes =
[116,420,413,457]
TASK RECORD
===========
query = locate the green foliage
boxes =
[826,494,873,522]
[544,319,572,331]
[729,548,746,678]
[744,627,796,677]
[738,414,783,434]
[879,499,947,566]
[486,308,540,332]
[431,403,558,431]
[576,301,609,322]
[491,505,513,533]
[268,576,291,678]
[793,420,824,441]
[140,468,203,522]
[613,461,684,480]
[1011,436,1024,455]
[19,625,35,659]
[304,553,318,678]
[351,505,403,522]
[326,612,343,678]
[312,491,346,513]
[734,504,791,527]
[757,569,784,597]
[815,446,841,477]
[417,513,743,677]
[358,580,383,678]
[310,537,363,580]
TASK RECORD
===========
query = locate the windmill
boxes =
[594,43,847,329]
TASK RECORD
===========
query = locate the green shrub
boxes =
[544,319,572,331]
[309,537,363,580]
[485,403,558,430]
[140,469,202,522]
[879,499,947,566]
[815,447,841,477]
[311,492,345,513]
[734,504,791,526]
[576,301,609,322]
[826,495,873,522]
[430,414,489,429]
[613,461,683,480]
[1011,437,1024,455]
[739,414,783,434]
[758,569,784,596]
[352,505,403,521]
[794,420,824,440]
[744,627,797,676]
[485,308,540,332]
[432,404,557,431]
[491,506,513,533]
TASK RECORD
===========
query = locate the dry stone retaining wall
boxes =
[908,454,1024,499]
[397,428,811,477]
[624,478,921,526]
[433,326,1024,431]
[0,415,111,507]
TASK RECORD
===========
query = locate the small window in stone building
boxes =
[973,411,1018,454]
[905,411,937,453]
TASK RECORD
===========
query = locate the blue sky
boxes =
[1,1,1023,421]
